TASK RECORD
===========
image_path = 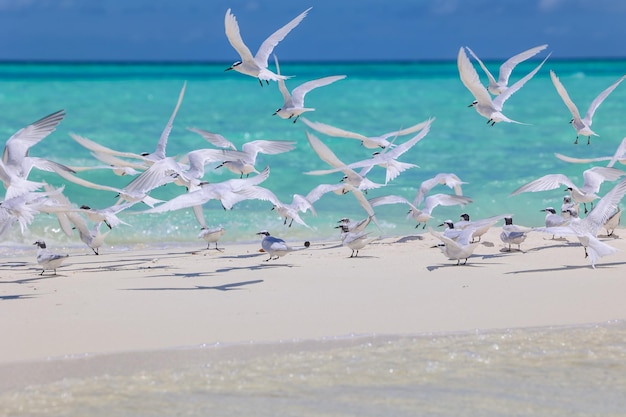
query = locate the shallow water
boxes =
[2,321,625,416]
[2,60,626,249]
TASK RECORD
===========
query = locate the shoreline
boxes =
[2,320,623,393]
[2,226,626,387]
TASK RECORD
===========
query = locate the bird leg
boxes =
[207,242,224,252]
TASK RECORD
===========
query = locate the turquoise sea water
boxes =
[2,59,626,249]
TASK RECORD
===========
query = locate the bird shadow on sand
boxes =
[427,260,486,271]
[124,279,264,292]
[308,242,342,250]
[495,241,575,254]
[218,262,297,272]
[1,273,64,283]
[219,252,266,260]
[0,293,38,300]
[1,261,29,268]
[144,270,215,279]
[598,233,620,239]
[65,260,160,273]
[342,254,379,259]
[393,235,424,244]
[505,260,626,274]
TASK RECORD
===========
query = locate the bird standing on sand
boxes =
[199,226,226,251]
[540,207,569,239]
[34,240,69,275]
[257,230,310,261]
[542,207,569,228]
[500,216,532,251]
[430,226,480,265]
[603,207,621,237]
[336,224,372,258]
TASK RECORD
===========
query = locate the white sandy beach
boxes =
[2,226,626,389]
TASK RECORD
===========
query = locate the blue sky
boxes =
[0,0,625,62]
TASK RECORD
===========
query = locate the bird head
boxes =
[225,61,241,71]
[439,220,454,229]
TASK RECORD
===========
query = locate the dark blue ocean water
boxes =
[2,59,626,248]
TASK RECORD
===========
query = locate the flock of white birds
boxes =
[3,7,626,273]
